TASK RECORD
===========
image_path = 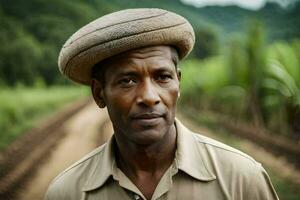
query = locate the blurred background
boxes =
[0,0,300,199]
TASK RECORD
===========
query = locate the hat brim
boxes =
[58,8,195,85]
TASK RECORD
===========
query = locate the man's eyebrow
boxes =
[114,70,139,78]
[153,66,175,73]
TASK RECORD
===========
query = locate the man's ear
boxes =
[177,68,181,98]
[91,78,106,108]
[177,68,181,82]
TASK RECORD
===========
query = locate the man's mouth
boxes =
[130,113,164,126]
[131,113,163,119]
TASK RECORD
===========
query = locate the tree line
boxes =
[1,0,299,86]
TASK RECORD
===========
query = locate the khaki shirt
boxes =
[45,119,279,200]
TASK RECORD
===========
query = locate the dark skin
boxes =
[91,45,181,200]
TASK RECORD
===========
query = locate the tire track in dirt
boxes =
[2,104,299,200]
[0,98,91,199]
[14,102,113,200]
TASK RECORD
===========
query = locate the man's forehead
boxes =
[114,45,174,61]
[102,45,177,68]
[91,45,179,82]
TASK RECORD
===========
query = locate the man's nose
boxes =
[137,79,160,106]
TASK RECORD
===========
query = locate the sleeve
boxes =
[245,163,279,200]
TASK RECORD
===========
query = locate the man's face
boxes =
[92,46,181,146]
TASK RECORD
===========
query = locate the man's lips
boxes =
[130,112,164,126]
[130,113,164,119]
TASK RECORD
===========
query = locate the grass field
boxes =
[0,86,89,151]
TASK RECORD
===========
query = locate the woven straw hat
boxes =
[58,8,195,85]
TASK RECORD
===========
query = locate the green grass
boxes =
[266,168,300,200]
[0,85,89,151]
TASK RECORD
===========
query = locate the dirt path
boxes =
[15,102,113,200]
[11,104,300,199]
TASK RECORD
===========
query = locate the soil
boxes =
[1,102,299,199]
[15,102,113,200]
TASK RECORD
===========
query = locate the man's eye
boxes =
[157,74,172,82]
[119,78,136,86]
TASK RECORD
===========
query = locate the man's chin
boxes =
[130,129,166,146]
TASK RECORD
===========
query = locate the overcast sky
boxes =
[181,0,295,10]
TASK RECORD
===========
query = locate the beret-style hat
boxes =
[58,8,195,85]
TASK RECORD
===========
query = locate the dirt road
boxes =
[7,102,300,199]
[15,102,113,200]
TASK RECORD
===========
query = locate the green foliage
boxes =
[180,57,232,111]
[226,34,248,86]
[244,21,267,127]
[264,61,300,104]
[0,86,89,151]
[0,15,43,85]
[262,41,300,133]
[179,20,300,136]
[0,0,99,86]
[269,168,300,200]
[0,0,299,86]
[267,42,300,85]
[191,2,300,42]
[181,57,228,95]
[193,27,219,59]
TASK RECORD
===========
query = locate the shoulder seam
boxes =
[193,134,258,165]
[50,143,107,185]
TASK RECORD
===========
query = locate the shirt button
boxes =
[133,194,141,200]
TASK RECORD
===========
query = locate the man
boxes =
[45,8,279,200]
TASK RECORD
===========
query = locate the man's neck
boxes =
[114,124,177,199]
[115,124,177,174]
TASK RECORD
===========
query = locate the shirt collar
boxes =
[174,119,216,181]
[82,136,116,191]
[82,118,216,192]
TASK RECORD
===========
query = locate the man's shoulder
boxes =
[191,132,278,199]
[45,143,107,199]
[191,132,261,174]
[55,143,106,180]
[176,119,259,172]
